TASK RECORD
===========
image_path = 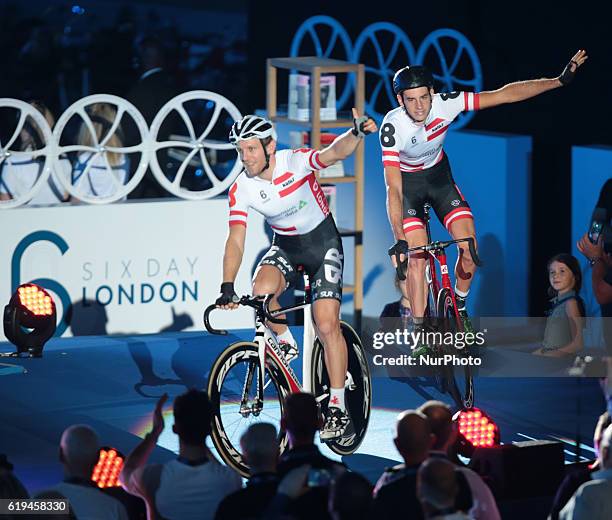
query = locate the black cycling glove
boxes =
[388,240,409,281]
[388,239,409,257]
[216,282,239,306]
[558,59,578,86]
[352,114,374,138]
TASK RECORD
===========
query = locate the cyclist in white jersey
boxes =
[383,50,587,352]
[216,112,377,440]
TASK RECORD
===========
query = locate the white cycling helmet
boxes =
[229,115,277,145]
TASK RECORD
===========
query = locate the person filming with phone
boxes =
[577,179,612,352]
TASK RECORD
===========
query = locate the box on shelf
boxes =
[288,74,337,121]
[288,131,345,178]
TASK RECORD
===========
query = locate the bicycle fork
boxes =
[237,327,267,418]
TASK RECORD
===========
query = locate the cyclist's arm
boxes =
[318,109,377,166]
[384,165,405,241]
[477,78,561,109]
[478,49,587,110]
[222,224,246,283]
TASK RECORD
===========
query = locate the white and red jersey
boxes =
[227,148,330,236]
[380,91,480,172]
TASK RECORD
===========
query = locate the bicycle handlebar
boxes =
[203,303,228,335]
[388,236,483,280]
[203,295,288,335]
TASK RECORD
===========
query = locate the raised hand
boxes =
[351,107,378,137]
[151,393,168,438]
[559,49,588,85]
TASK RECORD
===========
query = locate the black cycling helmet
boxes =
[393,66,434,95]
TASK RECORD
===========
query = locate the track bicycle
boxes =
[203,270,372,477]
[389,203,482,409]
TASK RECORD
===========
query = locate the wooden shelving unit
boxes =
[266,56,365,332]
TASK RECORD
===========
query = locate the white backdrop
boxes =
[0,199,269,339]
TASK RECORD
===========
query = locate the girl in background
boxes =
[533,254,585,357]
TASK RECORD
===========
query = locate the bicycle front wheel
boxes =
[207,341,292,477]
[437,289,475,410]
[310,321,372,455]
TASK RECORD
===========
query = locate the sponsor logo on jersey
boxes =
[451,199,460,207]
[281,178,294,188]
[413,144,443,160]
[298,200,308,209]
[277,206,299,219]
[429,122,444,133]
[407,209,417,216]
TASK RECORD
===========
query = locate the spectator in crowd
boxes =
[533,254,585,357]
[372,410,432,518]
[560,423,612,519]
[36,424,128,519]
[126,36,179,199]
[0,453,29,500]
[0,100,69,205]
[577,246,612,352]
[266,392,345,520]
[72,103,130,201]
[215,422,280,519]
[418,458,473,520]
[550,412,611,519]
[578,179,612,352]
[379,272,413,330]
[120,390,241,520]
[328,470,373,520]
[418,401,499,520]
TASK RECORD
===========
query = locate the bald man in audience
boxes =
[418,401,499,520]
[36,424,128,519]
[372,410,434,518]
[418,458,472,519]
[215,423,280,519]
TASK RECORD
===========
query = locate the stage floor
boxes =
[0,328,605,493]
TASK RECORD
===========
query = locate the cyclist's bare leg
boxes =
[312,298,347,390]
[252,265,288,336]
[405,228,429,320]
[448,218,478,294]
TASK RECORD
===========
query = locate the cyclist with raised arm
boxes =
[216,111,377,440]
[382,50,588,355]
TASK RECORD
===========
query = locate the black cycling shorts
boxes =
[256,215,343,302]
[401,154,473,235]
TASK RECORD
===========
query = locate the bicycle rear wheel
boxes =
[437,289,474,410]
[310,321,372,455]
[207,341,293,477]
